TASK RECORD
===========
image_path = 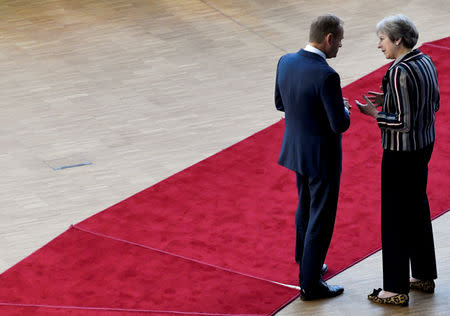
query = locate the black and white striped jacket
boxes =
[377,49,440,151]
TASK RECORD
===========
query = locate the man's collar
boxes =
[304,44,326,60]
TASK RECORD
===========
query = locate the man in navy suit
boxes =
[274,14,351,300]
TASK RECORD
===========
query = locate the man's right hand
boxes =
[343,97,351,115]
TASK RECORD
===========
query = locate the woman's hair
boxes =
[376,14,419,49]
[309,14,343,43]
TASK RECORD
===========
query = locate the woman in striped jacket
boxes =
[356,14,440,306]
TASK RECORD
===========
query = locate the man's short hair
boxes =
[309,14,343,43]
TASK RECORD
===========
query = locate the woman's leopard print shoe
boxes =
[410,279,435,293]
[368,288,409,306]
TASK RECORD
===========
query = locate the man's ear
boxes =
[324,33,334,46]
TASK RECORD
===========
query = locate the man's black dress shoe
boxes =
[300,279,344,301]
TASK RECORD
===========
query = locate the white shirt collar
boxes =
[304,44,326,60]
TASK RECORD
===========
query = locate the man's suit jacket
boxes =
[275,49,350,178]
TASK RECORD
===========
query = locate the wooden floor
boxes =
[0,0,449,315]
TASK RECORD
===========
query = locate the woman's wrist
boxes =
[372,110,379,119]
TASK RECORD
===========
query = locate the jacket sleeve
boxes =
[274,57,285,112]
[376,66,411,132]
[431,60,440,113]
[320,72,350,134]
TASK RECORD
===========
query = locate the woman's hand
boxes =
[367,91,384,107]
[356,95,380,119]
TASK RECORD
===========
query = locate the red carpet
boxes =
[0,227,297,315]
[0,37,448,315]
